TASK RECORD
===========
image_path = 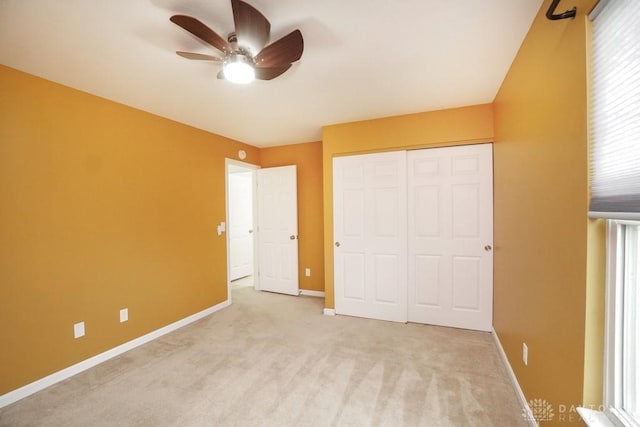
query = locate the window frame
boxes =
[604,220,640,427]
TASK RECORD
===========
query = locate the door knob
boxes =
[248,229,253,234]
[290,235,297,240]
[335,242,341,247]
[484,245,493,252]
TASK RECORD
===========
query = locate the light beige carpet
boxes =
[0,287,527,426]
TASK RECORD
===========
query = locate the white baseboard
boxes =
[323,308,336,316]
[0,299,231,409]
[491,327,537,427]
[300,290,325,298]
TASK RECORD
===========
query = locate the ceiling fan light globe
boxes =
[223,60,255,84]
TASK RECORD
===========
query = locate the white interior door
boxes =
[407,144,493,331]
[333,152,408,322]
[257,165,299,296]
[229,171,254,281]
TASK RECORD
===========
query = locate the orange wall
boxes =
[0,65,259,394]
[260,142,324,292]
[322,104,494,308]
[492,0,598,421]
[1,1,604,415]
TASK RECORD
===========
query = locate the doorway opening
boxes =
[225,159,300,301]
[225,159,259,300]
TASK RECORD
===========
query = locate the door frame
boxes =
[225,158,260,302]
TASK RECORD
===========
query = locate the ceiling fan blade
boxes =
[231,0,270,56]
[170,15,230,54]
[255,30,303,68]
[255,64,292,80]
[176,51,223,62]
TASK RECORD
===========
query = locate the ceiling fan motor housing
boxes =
[225,52,253,67]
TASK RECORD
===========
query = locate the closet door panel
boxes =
[334,152,407,323]
[408,144,493,331]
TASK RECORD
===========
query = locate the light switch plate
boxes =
[216,221,226,236]
[120,308,128,323]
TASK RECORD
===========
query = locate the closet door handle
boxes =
[335,242,341,247]
[484,245,493,252]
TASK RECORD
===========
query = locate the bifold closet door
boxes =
[333,144,493,331]
[407,144,493,331]
[333,152,408,322]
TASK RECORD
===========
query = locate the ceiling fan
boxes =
[170,0,303,84]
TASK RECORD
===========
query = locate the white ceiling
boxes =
[0,0,542,147]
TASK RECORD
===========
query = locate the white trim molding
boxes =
[323,308,336,316]
[0,299,231,409]
[491,328,538,427]
[577,407,617,427]
[300,290,325,298]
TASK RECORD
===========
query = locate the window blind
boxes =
[589,0,640,219]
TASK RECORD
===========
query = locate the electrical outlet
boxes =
[74,322,85,339]
[305,268,311,277]
[120,308,128,323]
[523,342,528,366]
